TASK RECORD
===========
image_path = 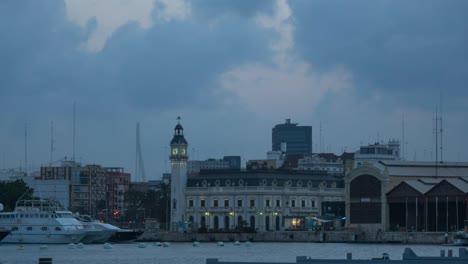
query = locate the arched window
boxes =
[237,216,243,229]
[265,216,270,231]
[201,216,206,228]
[250,216,256,229]
[350,175,381,224]
[224,215,230,230]
[214,216,219,230]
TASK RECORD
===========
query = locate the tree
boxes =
[0,180,33,211]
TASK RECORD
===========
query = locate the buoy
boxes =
[245,241,252,247]
[154,242,162,247]
[77,243,84,249]
[162,242,170,247]
[233,241,240,246]
[138,243,147,248]
[217,241,224,247]
[103,243,113,249]
[18,245,24,250]
[193,241,200,247]
[68,243,76,249]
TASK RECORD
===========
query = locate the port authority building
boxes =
[169,121,468,233]
[346,161,468,233]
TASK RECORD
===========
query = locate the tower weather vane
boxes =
[177,116,181,122]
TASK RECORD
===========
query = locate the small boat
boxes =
[108,229,144,243]
[0,200,86,244]
[74,214,119,244]
[206,248,468,264]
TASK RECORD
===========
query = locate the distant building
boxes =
[188,159,230,174]
[36,161,130,220]
[272,119,312,154]
[187,156,242,174]
[296,154,344,176]
[223,156,241,170]
[354,140,400,167]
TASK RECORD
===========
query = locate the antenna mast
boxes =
[434,109,439,177]
[439,92,443,163]
[24,123,27,174]
[73,101,76,161]
[402,114,405,160]
[50,121,54,166]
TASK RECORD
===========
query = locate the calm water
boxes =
[0,242,461,264]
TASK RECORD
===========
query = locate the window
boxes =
[200,198,206,207]
[237,199,242,207]
[311,200,316,208]
[291,199,296,208]
[27,227,32,231]
[214,199,219,207]
[41,227,48,231]
[301,199,306,208]
[250,199,255,207]
[276,200,280,207]
[224,199,229,207]
[188,199,194,207]
[12,227,18,231]
[55,227,61,231]
[266,199,270,207]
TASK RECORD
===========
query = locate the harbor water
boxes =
[0,242,462,264]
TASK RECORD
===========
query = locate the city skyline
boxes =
[1,0,467,180]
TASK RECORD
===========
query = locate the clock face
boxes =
[172,148,178,155]
[181,148,186,155]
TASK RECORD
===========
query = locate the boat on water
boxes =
[74,214,119,244]
[206,248,468,264]
[452,220,468,246]
[453,229,468,246]
[0,226,10,241]
[0,199,87,244]
[108,228,144,243]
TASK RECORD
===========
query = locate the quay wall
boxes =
[138,231,453,245]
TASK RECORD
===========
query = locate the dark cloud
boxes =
[290,0,468,112]
[0,0,273,117]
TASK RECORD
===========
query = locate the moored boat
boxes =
[0,200,86,244]
[74,214,119,244]
[108,228,144,243]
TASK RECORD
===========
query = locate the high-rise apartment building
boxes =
[272,119,312,154]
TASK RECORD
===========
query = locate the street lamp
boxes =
[229,211,235,230]
[204,211,210,231]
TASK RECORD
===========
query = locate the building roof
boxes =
[445,178,468,193]
[186,170,343,188]
[377,160,468,177]
[404,180,440,194]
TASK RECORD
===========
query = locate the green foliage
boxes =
[0,180,33,211]
[122,182,171,225]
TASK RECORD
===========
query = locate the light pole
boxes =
[229,211,235,230]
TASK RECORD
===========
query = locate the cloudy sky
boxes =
[1,0,467,180]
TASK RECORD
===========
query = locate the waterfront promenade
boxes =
[138,231,453,245]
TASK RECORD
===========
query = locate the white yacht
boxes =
[75,214,119,243]
[0,199,87,244]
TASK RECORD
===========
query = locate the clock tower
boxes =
[169,118,188,232]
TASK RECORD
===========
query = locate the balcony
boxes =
[290,207,319,213]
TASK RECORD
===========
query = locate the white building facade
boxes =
[184,171,345,232]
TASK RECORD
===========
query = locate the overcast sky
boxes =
[1,0,467,181]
